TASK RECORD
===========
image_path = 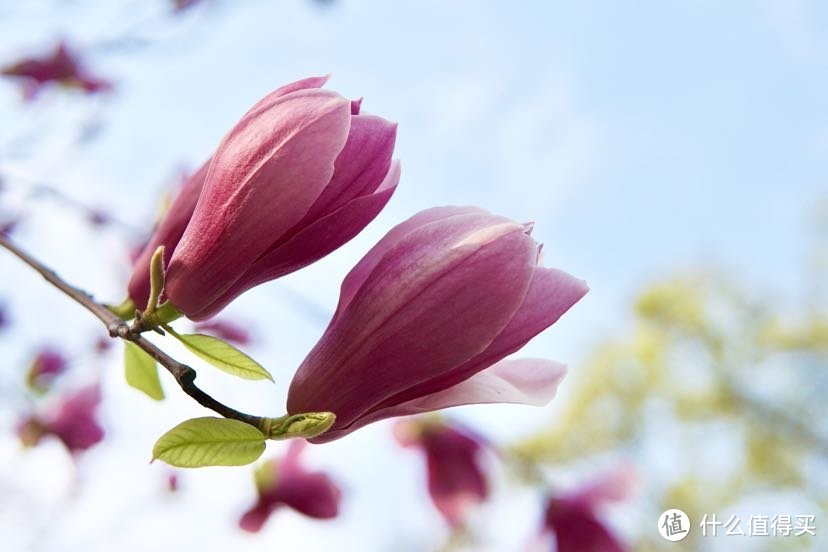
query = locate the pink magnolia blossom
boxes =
[94,336,113,354]
[539,465,636,552]
[396,418,489,527]
[128,76,399,320]
[1,42,112,100]
[239,441,341,532]
[25,347,68,392]
[17,384,105,455]
[287,206,587,442]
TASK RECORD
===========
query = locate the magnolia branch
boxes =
[0,234,270,432]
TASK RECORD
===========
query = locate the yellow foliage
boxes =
[512,273,827,549]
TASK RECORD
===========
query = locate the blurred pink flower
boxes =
[25,347,68,393]
[94,336,113,354]
[17,384,105,455]
[239,441,341,532]
[173,0,203,12]
[396,418,489,527]
[194,319,252,346]
[1,42,112,100]
[287,206,587,442]
[540,465,636,552]
[167,472,180,493]
[128,76,399,320]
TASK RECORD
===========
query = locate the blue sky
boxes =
[0,1,826,550]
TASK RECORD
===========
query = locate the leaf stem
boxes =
[0,234,271,433]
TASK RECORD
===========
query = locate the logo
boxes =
[659,509,690,542]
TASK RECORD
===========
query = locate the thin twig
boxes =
[0,233,269,432]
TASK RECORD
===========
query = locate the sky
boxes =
[0,1,826,550]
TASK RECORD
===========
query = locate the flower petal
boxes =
[302,114,397,222]
[422,426,488,527]
[197,163,400,318]
[368,266,587,409]
[334,205,488,320]
[247,75,330,113]
[238,503,273,533]
[313,359,565,443]
[412,358,567,408]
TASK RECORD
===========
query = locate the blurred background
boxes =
[0,1,826,550]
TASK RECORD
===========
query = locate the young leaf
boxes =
[124,341,164,400]
[152,417,266,468]
[168,328,273,381]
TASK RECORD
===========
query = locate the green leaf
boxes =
[169,329,273,381]
[152,417,266,468]
[124,342,164,401]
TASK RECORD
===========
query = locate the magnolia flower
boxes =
[239,441,341,532]
[17,384,105,455]
[287,206,587,442]
[395,418,489,527]
[128,75,399,320]
[25,347,68,393]
[1,42,111,100]
[538,465,635,552]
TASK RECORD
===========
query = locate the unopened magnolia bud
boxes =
[146,245,166,314]
[267,412,336,441]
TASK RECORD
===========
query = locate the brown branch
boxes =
[0,233,269,432]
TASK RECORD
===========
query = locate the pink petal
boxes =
[238,502,272,533]
[416,358,568,408]
[289,213,537,429]
[44,384,105,453]
[421,426,488,527]
[546,499,627,552]
[166,89,352,318]
[244,75,331,117]
[314,359,565,443]
[261,75,329,103]
[197,162,400,317]
[333,205,489,321]
[369,266,587,409]
[274,470,341,519]
[301,114,397,222]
